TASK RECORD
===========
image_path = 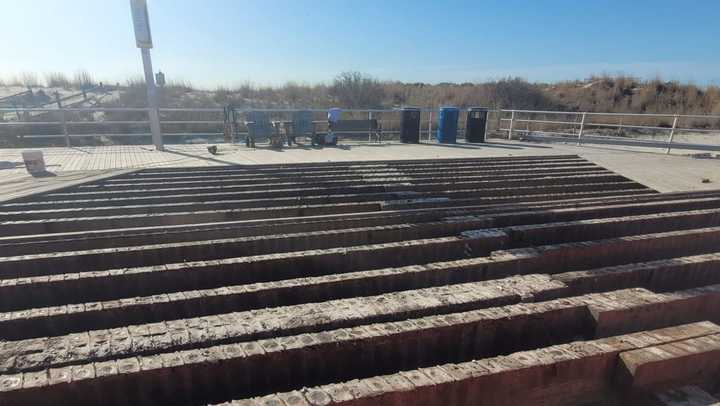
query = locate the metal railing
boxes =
[500,109,720,154]
[0,107,224,147]
[0,107,461,147]
[2,105,719,154]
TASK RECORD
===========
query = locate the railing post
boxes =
[13,103,22,121]
[428,111,433,141]
[54,92,70,147]
[665,114,679,154]
[147,107,163,150]
[484,110,489,140]
[368,111,373,141]
[60,109,70,147]
[231,107,239,143]
[507,110,515,140]
[577,112,587,146]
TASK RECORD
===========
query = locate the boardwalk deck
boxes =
[1,140,719,204]
[1,154,720,405]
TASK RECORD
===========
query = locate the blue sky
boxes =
[2,0,720,88]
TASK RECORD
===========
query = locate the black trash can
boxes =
[399,107,421,143]
[466,107,489,142]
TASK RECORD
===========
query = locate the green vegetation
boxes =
[44,72,72,88]
[2,71,720,116]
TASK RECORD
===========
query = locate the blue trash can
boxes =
[437,107,459,143]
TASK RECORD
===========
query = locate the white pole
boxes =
[484,110,489,142]
[577,112,586,146]
[665,115,679,154]
[507,110,515,140]
[60,109,70,148]
[130,0,163,151]
[428,111,433,141]
[141,48,163,151]
[368,111,372,142]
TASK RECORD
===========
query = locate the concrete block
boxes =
[617,333,720,390]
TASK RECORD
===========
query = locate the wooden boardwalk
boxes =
[1,140,719,202]
[2,156,720,405]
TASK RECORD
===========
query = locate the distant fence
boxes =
[0,89,33,105]
[1,106,719,154]
[0,84,115,112]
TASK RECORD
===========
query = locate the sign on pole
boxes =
[130,0,153,48]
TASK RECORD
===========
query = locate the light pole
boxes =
[130,0,163,151]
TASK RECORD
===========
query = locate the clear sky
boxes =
[2,0,720,88]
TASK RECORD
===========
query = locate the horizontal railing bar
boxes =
[501,109,720,120]
[675,128,720,134]
[0,121,153,126]
[499,128,578,137]
[68,121,151,125]
[158,108,224,112]
[578,133,668,142]
[0,121,61,126]
[162,132,224,136]
[501,119,719,133]
[584,122,673,131]
[500,110,583,116]
[0,107,151,112]
[160,120,224,125]
[671,113,720,120]
[523,133,720,151]
[3,134,84,139]
[510,119,579,125]
[2,107,493,114]
[2,106,718,118]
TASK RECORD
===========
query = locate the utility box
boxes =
[437,107,459,143]
[466,107,489,142]
[22,150,46,175]
[399,107,421,143]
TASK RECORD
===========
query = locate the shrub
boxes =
[330,71,385,108]
[72,70,96,88]
[19,72,40,87]
[45,72,71,88]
